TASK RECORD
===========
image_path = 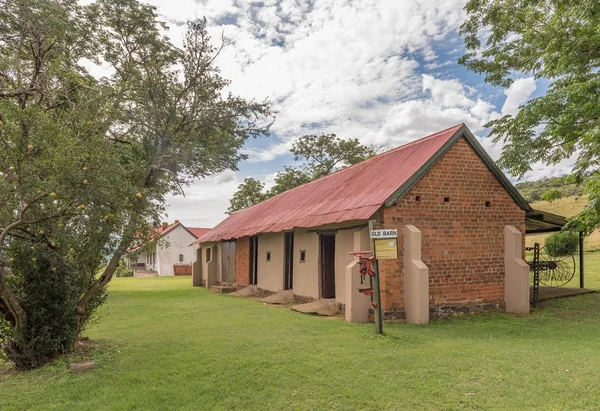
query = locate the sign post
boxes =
[369,220,384,334]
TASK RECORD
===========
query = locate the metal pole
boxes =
[580,231,585,289]
[369,220,383,334]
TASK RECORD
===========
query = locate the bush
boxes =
[541,188,563,202]
[1,240,106,369]
[115,265,134,278]
[545,230,579,257]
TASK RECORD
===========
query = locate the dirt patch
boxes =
[72,337,102,357]
[292,300,340,316]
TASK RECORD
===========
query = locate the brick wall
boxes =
[380,137,526,318]
[236,237,250,286]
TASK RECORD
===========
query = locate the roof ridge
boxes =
[235,123,464,213]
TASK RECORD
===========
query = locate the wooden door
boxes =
[284,232,294,290]
[221,241,236,284]
[320,234,336,298]
[249,236,258,285]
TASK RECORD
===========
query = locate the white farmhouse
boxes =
[130,221,210,277]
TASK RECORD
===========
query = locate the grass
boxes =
[1,277,600,410]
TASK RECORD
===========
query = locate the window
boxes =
[485,201,491,208]
[266,251,271,262]
[179,254,184,262]
[444,197,450,203]
[206,248,211,262]
[299,250,306,263]
[415,196,421,202]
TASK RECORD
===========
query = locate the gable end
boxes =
[384,124,530,211]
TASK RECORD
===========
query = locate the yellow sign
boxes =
[375,238,398,259]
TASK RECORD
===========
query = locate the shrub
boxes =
[544,230,579,257]
[541,188,563,202]
[1,240,106,369]
[115,265,134,278]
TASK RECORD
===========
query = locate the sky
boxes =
[106,0,574,229]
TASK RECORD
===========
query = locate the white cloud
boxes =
[501,77,537,116]
[75,0,565,221]
[364,74,498,146]
[164,171,240,227]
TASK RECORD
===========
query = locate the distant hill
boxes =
[515,175,584,202]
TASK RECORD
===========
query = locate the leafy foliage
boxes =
[227,134,376,213]
[541,188,563,203]
[115,265,134,278]
[227,178,267,215]
[0,0,272,368]
[545,231,579,257]
[460,0,600,234]
[515,175,584,202]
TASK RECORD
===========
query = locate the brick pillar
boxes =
[404,225,429,324]
[345,228,371,323]
[504,226,530,313]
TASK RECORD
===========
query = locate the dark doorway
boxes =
[284,232,294,290]
[249,236,258,285]
[320,234,336,298]
[221,241,236,284]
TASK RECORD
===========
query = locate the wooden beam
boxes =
[580,231,585,289]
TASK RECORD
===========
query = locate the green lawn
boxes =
[2,277,600,410]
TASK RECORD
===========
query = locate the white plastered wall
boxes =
[157,226,197,276]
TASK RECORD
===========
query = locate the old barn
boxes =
[192,124,576,320]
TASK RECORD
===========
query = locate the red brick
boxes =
[379,137,526,313]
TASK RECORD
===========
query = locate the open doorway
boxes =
[249,236,258,285]
[320,233,336,298]
[284,232,294,290]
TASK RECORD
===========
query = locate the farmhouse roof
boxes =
[197,124,530,243]
[129,221,210,252]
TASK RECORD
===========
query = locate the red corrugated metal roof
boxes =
[197,124,464,243]
[188,227,211,238]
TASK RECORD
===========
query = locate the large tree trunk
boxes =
[0,275,27,330]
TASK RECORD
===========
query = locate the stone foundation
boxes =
[383,301,505,321]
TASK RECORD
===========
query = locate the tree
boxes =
[291,133,376,178]
[0,0,272,369]
[227,178,267,214]
[545,230,579,257]
[541,188,562,203]
[227,134,376,213]
[269,167,313,196]
[460,0,600,233]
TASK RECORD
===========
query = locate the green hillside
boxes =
[515,175,584,202]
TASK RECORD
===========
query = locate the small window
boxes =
[299,250,306,263]
[415,196,421,202]
[485,201,491,208]
[179,254,184,262]
[444,197,450,203]
[206,248,211,262]
[266,251,271,262]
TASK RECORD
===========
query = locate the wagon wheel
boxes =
[537,246,576,287]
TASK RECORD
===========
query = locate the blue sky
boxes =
[113,0,574,228]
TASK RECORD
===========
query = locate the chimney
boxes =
[175,220,180,224]
[162,222,169,229]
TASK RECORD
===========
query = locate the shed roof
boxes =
[198,124,531,243]
[525,209,568,234]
